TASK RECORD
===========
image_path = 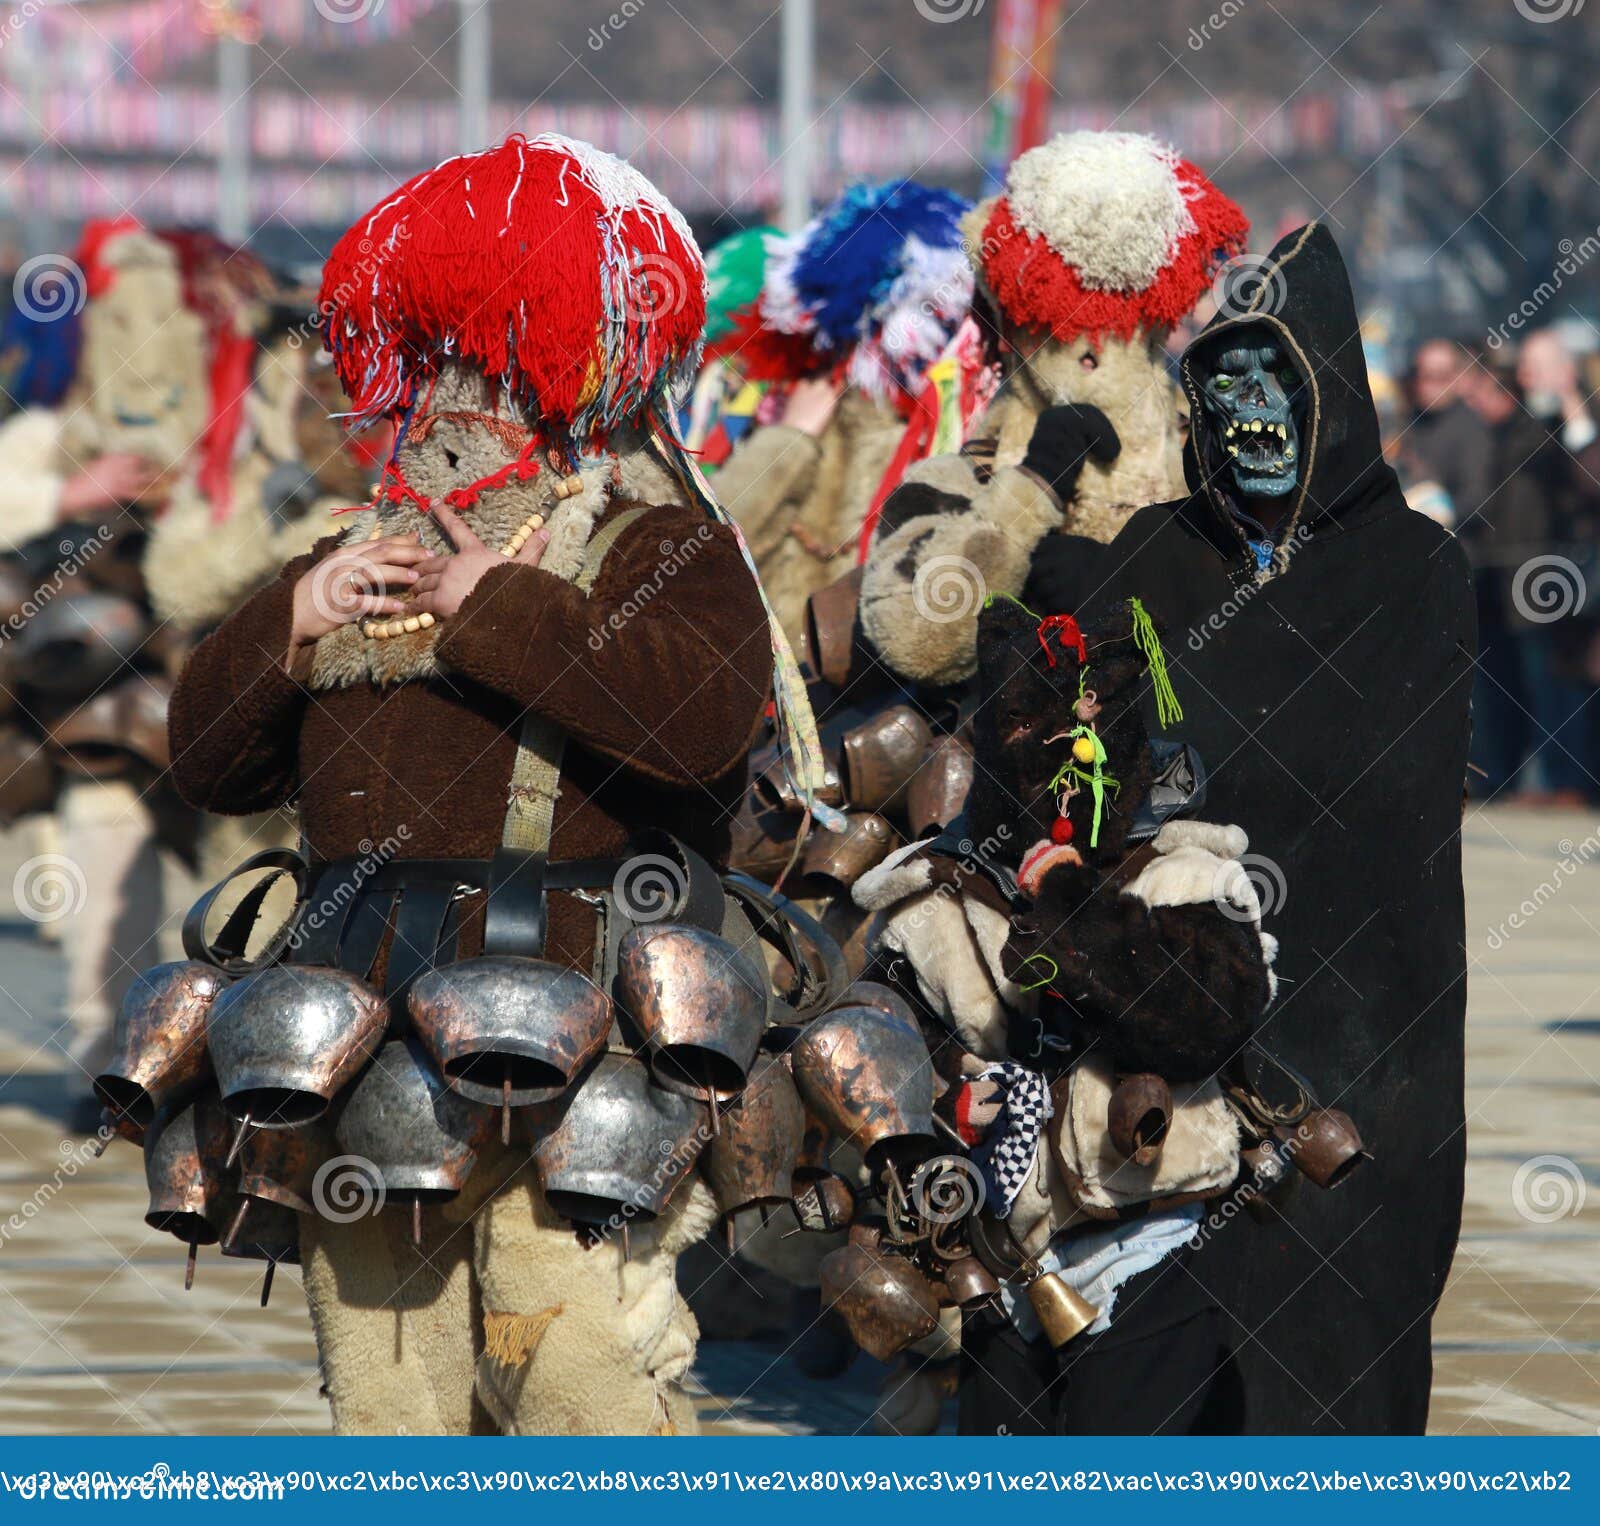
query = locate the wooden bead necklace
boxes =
[360,467,586,640]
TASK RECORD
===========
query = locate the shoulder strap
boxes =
[499,504,651,853]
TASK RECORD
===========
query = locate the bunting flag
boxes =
[982,0,1065,190]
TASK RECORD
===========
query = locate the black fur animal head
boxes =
[968,597,1159,862]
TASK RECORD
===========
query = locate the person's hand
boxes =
[288,533,431,663]
[782,376,845,438]
[1021,403,1121,502]
[411,504,549,620]
[57,453,164,520]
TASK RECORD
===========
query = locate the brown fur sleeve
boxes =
[438,506,772,787]
[166,541,334,815]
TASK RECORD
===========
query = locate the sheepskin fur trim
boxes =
[852,837,936,911]
[1152,819,1249,859]
[1005,132,1196,292]
[1052,1052,1239,1214]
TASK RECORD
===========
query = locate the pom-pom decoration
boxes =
[318,133,707,444]
[706,180,973,409]
[979,130,1247,347]
[704,226,775,347]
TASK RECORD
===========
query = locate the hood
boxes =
[1179,222,1400,566]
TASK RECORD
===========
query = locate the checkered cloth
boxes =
[968,1062,1053,1217]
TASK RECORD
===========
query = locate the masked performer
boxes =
[707,181,973,641]
[0,222,256,1093]
[1022,223,1473,1433]
[161,135,779,1435]
[859,131,1246,689]
[851,596,1279,1434]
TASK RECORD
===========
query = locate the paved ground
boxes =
[0,805,1595,1436]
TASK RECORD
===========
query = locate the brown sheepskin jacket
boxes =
[167,497,772,974]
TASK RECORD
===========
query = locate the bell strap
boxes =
[498,504,652,856]
[181,847,311,977]
[723,871,848,1033]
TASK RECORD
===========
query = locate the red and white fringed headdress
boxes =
[318,133,707,445]
[978,131,1247,346]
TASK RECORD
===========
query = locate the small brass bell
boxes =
[1026,1269,1100,1348]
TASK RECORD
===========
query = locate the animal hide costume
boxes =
[1022,222,1473,1433]
[859,131,1246,689]
[126,136,790,1435]
[850,597,1279,1434]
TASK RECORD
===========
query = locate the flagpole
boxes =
[458,0,492,152]
[216,28,251,244]
[780,0,814,231]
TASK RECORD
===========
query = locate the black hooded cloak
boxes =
[1024,223,1474,1434]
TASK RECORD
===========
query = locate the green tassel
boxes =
[984,590,1042,621]
[1129,597,1183,729]
[1048,726,1120,849]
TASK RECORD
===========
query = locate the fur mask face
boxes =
[66,232,207,471]
[968,598,1157,863]
[1194,322,1307,500]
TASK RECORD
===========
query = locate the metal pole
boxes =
[458,0,491,153]
[11,20,55,252]
[217,31,252,245]
[780,0,814,231]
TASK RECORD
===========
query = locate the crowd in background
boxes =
[1396,328,1600,806]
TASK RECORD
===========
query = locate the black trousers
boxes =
[958,1246,1244,1436]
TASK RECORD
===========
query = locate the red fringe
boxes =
[981,164,1248,345]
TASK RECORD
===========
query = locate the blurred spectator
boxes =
[1407,338,1493,520]
[1458,337,1600,805]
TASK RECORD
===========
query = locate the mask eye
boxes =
[1213,376,1234,392]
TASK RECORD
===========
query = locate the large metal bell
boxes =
[615,924,768,1102]
[143,1093,236,1246]
[221,1199,301,1266]
[94,960,224,1131]
[529,1053,708,1226]
[206,964,388,1127]
[790,1003,937,1172]
[408,956,610,1106]
[8,589,147,698]
[236,1119,333,1214]
[818,1242,939,1362]
[336,1038,497,1202]
[702,1054,806,1214]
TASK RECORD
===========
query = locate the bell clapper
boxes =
[260,1261,276,1308]
[412,1198,423,1247]
[706,1088,719,1136]
[225,1198,250,1253]
[226,1113,254,1168]
[184,1239,198,1292]
[502,1071,512,1146]
[621,1221,631,1264]
[725,1215,737,1254]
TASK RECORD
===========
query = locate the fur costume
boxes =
[1020,223,1474,1433]
[853,597,1275,1263]
[859,133,1245,688]
[707,182,973,639]
[165,137,773,1436]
